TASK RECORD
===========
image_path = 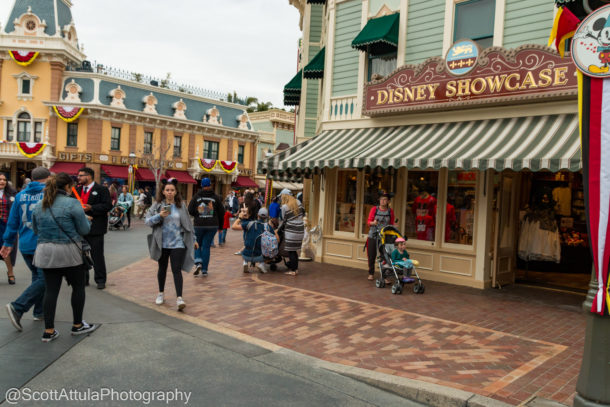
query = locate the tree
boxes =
[132,73,143,83]
[139,137,172,193]
[255,101,273,112]
[160,72,172,89]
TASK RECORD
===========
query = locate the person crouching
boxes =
[232,207,274,273]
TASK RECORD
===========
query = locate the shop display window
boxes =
[405,171,439,242]
[335,170,358,233]
[446,171,477,245]
[361,172,394,236]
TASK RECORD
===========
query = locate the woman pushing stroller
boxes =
[366,192,395,281]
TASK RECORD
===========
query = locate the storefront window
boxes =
[405,171,439,242]
[446,171,477,245]
[335,170,358,233]
[361,172,393,236]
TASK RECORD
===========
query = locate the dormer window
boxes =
[13,72,38,101]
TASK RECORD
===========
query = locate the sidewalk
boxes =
[107,229,585,406]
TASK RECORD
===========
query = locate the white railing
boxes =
[0,142,25,156]
[329,95,359,121]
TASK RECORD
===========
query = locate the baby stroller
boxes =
[375,226,425,295]
[108,202,129,231]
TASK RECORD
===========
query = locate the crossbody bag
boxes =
[49,208,94,269]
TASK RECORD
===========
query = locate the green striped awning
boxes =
[283,70,303,106]
[303,47,325,79]
[352,13,400,56]
[268,114,581,174]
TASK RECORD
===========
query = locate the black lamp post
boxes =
[553,3,610,406]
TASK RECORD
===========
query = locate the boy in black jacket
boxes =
[187,178,225,276]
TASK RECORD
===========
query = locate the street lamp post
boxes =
[556,1,610,406]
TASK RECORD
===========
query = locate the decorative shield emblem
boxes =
[572,4,610,77]
[445,40,479,76]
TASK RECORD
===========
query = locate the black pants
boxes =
[85,234,106,285]
[158,248,186,297]
[43,265,86,330]
[286,251,299,271]
[126,208,131,227]
[367,237,377,275]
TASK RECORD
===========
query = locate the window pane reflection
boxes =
[335,170,357,233]
[406,171,438,241]
[446,171,476,245]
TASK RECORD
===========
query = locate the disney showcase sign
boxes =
[363,44,578,116]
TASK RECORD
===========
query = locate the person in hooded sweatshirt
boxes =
[3,167,50,331]
[187,178,225,276]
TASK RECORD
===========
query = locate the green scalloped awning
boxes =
[303,47,325,79]
[351,13,400,56]
[283,70,302,106]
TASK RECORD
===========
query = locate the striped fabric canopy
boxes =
[265,114,581,175]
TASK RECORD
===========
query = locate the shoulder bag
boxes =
[49,208,94,269]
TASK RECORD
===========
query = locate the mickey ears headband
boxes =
[161,178,178,186]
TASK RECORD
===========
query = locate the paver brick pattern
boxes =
[108,230,585,406]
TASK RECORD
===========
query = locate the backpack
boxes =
[143,192,152,205]
[260,224,279,259]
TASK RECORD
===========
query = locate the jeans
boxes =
[11,253,45,318]
[194,228,217,272]
[218,229,227,245]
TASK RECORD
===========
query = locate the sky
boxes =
[67,0,303,108]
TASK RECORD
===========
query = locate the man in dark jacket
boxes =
[188,178,224,277]
[76,167,113,289]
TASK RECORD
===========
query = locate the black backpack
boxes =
[143,192,152,205]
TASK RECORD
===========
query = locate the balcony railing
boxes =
[329,95,359,121]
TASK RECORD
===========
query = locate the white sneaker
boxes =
[177,297,186,311]
[256,263,269,274]
[155,293,164,305]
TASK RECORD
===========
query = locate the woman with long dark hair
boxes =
[146,178,195,310]
[0,173,17,284]
[32,172,97,342]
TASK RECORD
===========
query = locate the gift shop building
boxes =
[263,0,588,291]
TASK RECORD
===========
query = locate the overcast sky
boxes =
[69,0,302,108]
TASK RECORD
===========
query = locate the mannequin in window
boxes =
[412,185,436,241]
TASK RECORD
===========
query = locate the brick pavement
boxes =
[107,229,586,406]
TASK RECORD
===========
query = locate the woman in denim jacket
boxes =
[32,172,97,342]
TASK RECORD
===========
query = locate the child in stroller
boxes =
[376,226,425,295]
[108,202,129,230]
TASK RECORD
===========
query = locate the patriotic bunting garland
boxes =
[9,50,39,66]
[53,106,85,123]
[197,159,237,173]
[16,142,46,158]
[219,161,237,173]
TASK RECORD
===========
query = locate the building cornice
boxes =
[0,34,85,64]
[44,101,259,142]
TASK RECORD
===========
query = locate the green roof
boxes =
[303,47,325,79]
[351,13,400,56]
[283,70,303,106]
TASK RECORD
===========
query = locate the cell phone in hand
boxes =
[162,204,171,212]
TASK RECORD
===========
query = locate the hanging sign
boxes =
[572,4,610,77]
[363,44,578,116]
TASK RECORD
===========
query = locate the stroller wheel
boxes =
[375,278,385,288]
[414,283,425,294]
[391,283,402,295]
[270,263,277,271]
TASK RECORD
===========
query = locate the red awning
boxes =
[232,175,258,188]
[101,165,129,179]
[165,170,196,184]
[49,162,84,175]
[135,168,156,182]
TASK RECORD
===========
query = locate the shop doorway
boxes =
[492,172,519,288]
[512,171,591,293]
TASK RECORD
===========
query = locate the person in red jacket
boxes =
[218,205,232,246]
[366,192,395,281]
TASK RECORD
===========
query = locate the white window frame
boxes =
[13,72,38,101]
[442,0,505,55]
